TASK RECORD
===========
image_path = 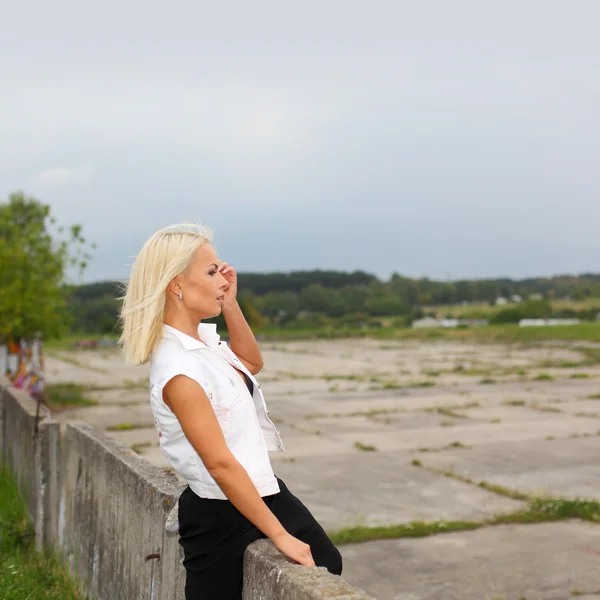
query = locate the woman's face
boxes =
[175,244,229,319]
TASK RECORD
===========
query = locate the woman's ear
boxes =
[167,277,181,297]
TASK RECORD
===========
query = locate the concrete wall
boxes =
[0,378,374,600]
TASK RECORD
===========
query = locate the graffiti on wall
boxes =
[0,338,45,399]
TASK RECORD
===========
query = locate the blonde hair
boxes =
[119,223,213,365]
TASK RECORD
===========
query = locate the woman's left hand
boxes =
[218,262,238,309]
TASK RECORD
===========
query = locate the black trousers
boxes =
[178,477,343,600]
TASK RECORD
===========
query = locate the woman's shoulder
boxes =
[150,337,207,384]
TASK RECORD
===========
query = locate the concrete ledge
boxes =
[1,377,375,599]
[59,421,186,600]
[0,377,59,551]
[244,539,374,600]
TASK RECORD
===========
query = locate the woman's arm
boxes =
[163,375,314,567]
[219,262,264,374]
[222,301,264,374]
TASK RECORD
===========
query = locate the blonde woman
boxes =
[120,224,342,600]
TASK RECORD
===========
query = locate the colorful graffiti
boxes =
[0,338,45,398]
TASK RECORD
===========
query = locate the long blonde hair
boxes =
[119,223,213,365]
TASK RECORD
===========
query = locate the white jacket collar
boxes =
[162,323,221,351]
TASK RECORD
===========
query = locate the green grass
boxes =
[424,407,469,419]
[354,441,377,452]
[130,442,152,454]
[107,422,135,431]
[479,378,497,385]
[528,403,562,413]
[328,458,600,546]
[327,496,600,545]
[570,373,591,379]
[587,394,600,400]
[40,322,600,350]
[44,334,119,350]
[256,322,600,343]
[0,464,86,599]
[43,383,97,409]
[533,373,555,381]
[424,370,441,377]
[504,399,526,406]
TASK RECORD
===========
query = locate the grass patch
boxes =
[490,417,502,424]
[479,378,497,385]
[504,399,526,406]
[276,371,315,380]
[447,441,467,448]
[452,365,493,377]
[130,442,152,454]
[327,496,600,545]
[0,464,86,599]
[577,346,600,365]
[424,406,468,419]
[424,370,441,377]
[324,460,600,546]
[43,383,97,409]
[537,359,582,369]
[528,403,562,413]
[533,373,555,381]
[570,373,591,379]
[406,380,436,388]
[587,393,600,400]
[105,422,153,432]
[259,322,600,344]
[350,408,403,419]
[381,381,404,390]
[354,441,377,452]
[323,374,366,383]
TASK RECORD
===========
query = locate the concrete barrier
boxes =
[0,378,375,600]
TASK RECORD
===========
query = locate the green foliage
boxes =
[44,383,97,408]
[490,299,554,324]
[0,192,93,340]
[68,282,120,334]
[56,259,600,338]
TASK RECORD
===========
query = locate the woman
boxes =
[119,223,342,600]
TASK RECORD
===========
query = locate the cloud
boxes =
[27,167,94,191]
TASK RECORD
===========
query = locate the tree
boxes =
[0,192,93,341]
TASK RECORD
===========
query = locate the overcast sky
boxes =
[2,1,598,284]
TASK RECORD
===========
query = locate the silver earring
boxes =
[178,292,183,301]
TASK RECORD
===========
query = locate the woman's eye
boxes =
[209,270,217,276]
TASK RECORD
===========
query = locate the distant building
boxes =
[519,318,580,327]
[495,297,508,305]
[440,319,459,328]
[412,317,441,329]
[412,318,489,329]
[511,295,522,303]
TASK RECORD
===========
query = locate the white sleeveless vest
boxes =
[149,323,284,499]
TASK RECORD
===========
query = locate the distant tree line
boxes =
[65,271,600,336]
[5,191,597,343]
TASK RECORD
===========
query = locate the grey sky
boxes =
[2,1,599,283]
